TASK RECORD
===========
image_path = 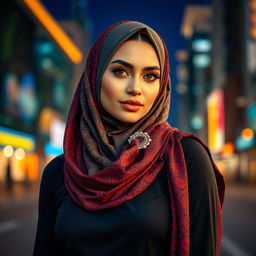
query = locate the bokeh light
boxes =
[241,128,254,141]
[3,145,14,158]
[14,148,26,160]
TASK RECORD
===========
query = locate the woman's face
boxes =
[100,40,161,123]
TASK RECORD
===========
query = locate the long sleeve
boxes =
[33,154,171,256]
[181,138,220,256]
[33,157,61,256]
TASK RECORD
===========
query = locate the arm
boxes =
[33,159,60,256]
[181,138,220,256]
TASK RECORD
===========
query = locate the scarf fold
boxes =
[63,20,225,256]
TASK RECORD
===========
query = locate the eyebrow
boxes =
[110,59,160,71]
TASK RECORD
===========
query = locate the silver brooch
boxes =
[128,131,152,149]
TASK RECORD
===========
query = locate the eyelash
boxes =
[112,68,128,77]
[111,67,160,82]
[144,73,160,82]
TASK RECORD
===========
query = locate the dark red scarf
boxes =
[63,21,225,256]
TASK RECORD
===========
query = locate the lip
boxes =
[120,103,141,112]
[119,100,144,112]
[119,100,144,106]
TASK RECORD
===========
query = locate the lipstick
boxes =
[119,100,143,112]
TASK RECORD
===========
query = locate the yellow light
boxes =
[241,128,254,141]
[14,148,26,160]
[3,145,14,158]
[0,132,34,151]
[250,27,256,40]
[249,0,256,11]
[22,0,83,64]
[207,89,224,153]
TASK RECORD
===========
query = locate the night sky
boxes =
[42,0,211,126]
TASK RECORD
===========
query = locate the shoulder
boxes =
[180,137,216,185]
[37,154,65,204]
[180,137,208,159]
[41,154,64,186]
[44,154,64,169]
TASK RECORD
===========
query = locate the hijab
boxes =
[63,20,225,256]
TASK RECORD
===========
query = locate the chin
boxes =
[116,115,142,124]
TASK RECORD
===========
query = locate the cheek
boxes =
[101,75,115,102]
[100,74,124,105]
[145,84,160,107]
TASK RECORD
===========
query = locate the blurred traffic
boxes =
[1,0,256,255]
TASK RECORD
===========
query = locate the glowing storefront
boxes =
[0,0,86,184]
[0,126,38,182]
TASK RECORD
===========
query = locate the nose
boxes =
[126,76,142,96]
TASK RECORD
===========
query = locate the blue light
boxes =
[248,103,256,131]
[191,115,204,130]
[192,39,212,52]
[0,126,35,141]
[36,42,53,55]
[235,136,255,151]
[193,54,211,68]
[44,142,63,156]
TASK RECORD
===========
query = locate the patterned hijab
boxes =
[63,21,225,256]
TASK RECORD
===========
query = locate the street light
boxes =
[3,145,14,158]
[14,148,26,160]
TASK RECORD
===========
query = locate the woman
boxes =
[34,21,225,256]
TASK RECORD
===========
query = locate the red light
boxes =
[250,14,256,24]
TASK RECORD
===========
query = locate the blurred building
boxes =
[180,6,213,142]
[0,0,90,185]
[179,1,256,183]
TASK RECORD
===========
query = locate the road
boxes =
[0,182,255,256]
[220,184,256,256]
[0,183,38,256]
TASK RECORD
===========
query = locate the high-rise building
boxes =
[180,6,213,143]
[180,1,256,182]
[0,0,90,185]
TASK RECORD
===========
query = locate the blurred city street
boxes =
[0,181,255,256]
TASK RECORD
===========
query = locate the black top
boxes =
[33,138,219,256]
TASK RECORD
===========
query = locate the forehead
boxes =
[109,40,160,66]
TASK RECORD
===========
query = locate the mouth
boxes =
[119,100,143,112]
[119,100,144,106]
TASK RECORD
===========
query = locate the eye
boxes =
[112,68,129,78]
[144,73,160,82]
